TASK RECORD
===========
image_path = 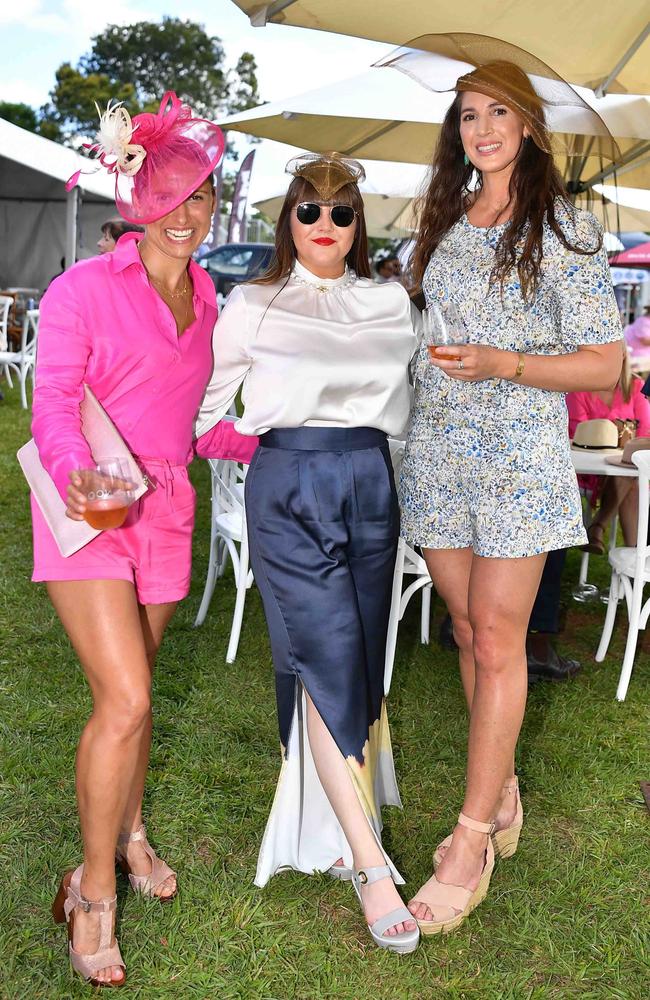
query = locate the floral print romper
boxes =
[399,202,622,558]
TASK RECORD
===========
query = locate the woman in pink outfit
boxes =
[567,353,650,549]
[33,93,256,988]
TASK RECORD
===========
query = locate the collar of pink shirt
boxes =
[110,231,215,306]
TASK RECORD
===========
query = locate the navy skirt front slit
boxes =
[245,426,404,886]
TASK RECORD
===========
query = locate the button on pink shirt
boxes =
[32,232,256,499]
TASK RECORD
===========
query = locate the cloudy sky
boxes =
[1,0,397,201]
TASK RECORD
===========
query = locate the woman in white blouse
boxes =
[196,153,419,953]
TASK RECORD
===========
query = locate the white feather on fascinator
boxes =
[90,101,146,176]
[66,100,146,191]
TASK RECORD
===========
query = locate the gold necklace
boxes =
[150,273,191,300]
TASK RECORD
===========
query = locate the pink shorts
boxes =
[32,459,195,605]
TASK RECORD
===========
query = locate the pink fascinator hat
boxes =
[67,91,225,224]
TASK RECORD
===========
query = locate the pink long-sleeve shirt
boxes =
[32,232,257,500]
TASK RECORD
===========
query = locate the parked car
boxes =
[198,242,274,298]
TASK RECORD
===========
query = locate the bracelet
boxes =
[512,352,525,380]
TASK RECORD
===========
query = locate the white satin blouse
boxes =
[195,260,420,439]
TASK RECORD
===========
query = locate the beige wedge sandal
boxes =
[115,823,177,901]
[411,812,495,936]
[52,865,126,988]
[433,777,524,869]
[492,776,524,859]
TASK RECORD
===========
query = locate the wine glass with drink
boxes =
[423,300,469,362]
[78,458,136,530]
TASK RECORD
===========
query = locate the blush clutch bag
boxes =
[17,385,148,557]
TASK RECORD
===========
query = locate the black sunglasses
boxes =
[295,202,358,228]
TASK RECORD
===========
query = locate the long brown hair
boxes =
[255,176,371,284]
[411,73,601,302]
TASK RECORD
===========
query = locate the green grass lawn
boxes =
[1,384,648,1000]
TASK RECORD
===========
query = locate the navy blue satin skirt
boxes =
[246,427,404,885]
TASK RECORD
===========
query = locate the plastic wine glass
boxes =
[423,300,469,362]
[571,581,600,603]
[78,458,136,530]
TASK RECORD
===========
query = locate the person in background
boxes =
[567,351,650,551]
[375,251,403,283]
[97,218,144,254]
[623,303,650,361]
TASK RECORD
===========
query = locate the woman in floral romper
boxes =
[396,57,623,933]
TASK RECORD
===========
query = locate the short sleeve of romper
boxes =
[398,200,623,558]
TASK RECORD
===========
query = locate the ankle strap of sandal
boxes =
[65,884,117,918]
[353,864,391,887]
[458,811,495,835]
[117,822,146,845]
[503,776,519,792]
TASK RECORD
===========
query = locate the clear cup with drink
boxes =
[78,458,136,530]
[423,300,469,362]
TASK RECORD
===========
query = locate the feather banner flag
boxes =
[227,150,255,243]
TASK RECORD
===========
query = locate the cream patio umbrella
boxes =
[256,182,650,238]
[218,67,650,191]
[231,1,650,95]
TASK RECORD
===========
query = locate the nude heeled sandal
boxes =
[52,865,126,988]
[115,823,177,901]
[412,812,495,936]
[351,864,420,954]
[433,777,524,869]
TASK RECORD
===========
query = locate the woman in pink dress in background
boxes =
[567,352,650,550]
[33,93,256,987]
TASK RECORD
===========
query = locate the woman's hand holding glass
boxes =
[424,301,514,381]
[66,458,136,528]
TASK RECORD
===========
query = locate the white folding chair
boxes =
[0,307,39,409]
[0,295,13,387]
[194,458,253,663]
[595,450,650,701]
[383,437,433,695]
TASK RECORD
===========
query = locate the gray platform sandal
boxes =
[328,861,352,881]
[351,864,420,954]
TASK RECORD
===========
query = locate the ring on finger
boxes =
[457,359,464,370]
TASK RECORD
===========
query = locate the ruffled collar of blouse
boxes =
[292,259,356,291]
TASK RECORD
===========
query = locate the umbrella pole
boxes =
[65,187,79,271]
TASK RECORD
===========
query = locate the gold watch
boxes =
[512,353,525,380]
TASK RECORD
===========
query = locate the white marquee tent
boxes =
[0,119,114,292]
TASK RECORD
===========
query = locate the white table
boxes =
[571,448,638,479]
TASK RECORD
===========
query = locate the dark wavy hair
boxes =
[411,75,601,303]
[255,176,371,284]
[101,218,144,241]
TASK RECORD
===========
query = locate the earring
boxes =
[463,153,470,166]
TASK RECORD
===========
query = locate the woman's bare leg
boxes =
[423,548,516,824]
[47,580,167,984]
[117,601,178,899]
[409,553,546,921]
[304,691,416,937]
[616,478,639,545]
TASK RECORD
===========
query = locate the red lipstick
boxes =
[313,237,335,246]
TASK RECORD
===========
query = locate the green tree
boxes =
[0,101,38,132]
[42,18,260,151]
[42,63,136,143]
[228,52,260,114]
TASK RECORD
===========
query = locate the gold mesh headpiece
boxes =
[286,152,366,201]
[375,32,619,161]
